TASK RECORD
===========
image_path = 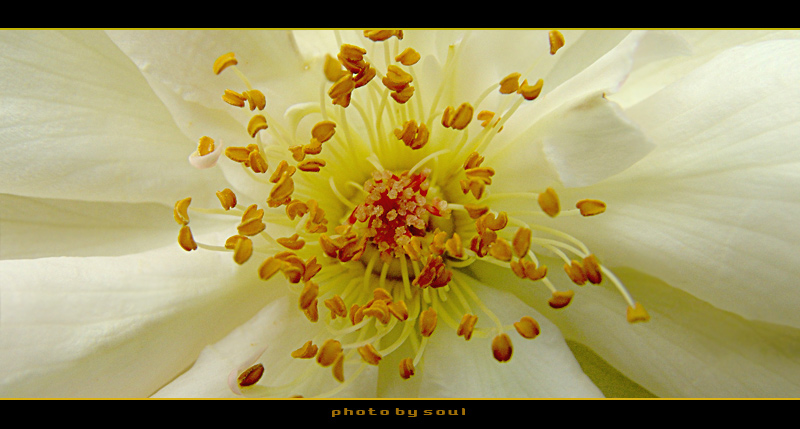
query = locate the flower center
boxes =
[172,30,651,398]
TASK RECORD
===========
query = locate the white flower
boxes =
[2,29,800,398]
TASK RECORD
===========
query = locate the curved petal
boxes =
[0,239,281,397]
[0,30,223,204]
[541,39,800,328]
[0,194,178,260]
[469,260,800,398]
[409,273,602,398]
[152,296,379,398]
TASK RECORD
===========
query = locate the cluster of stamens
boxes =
[171,30,650,397]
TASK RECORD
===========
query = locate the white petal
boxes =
[547,39,800,328]
[488,95,654,190]
[472,261,800,398]
[0,30,223,204]
[411,273,602,398]
[152,296,379,398]
[0,194,178,260]
[0,241,280,397]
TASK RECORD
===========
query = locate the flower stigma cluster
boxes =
[172,30,650,397]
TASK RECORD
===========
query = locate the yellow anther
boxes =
[297,158,327,173]
[460,178,486,199]
[279,253,306,284]
[488,237,513,262]
[338,44,367,65]
[627,302,651,323]
[447,102,474,130]
[514,316,541,339]
[228,235,253,265]
[456,314,478,341]
[395,47,420,65]
[419,307,438,337]
[518,78,544,101]
[510,259,547,281]
[268,171,294,208]
[324,54,348,82]
[357,344,383,365]
[328,74,356,100]
[317,339,343,367]
[258,257,283,281]
[538,187,560,217]
[303,256,322,282]
[388,300,409,321]
[224,146,251,164]
[373,288,393,302]
[480,211,508,231]
[285,199,309,221]
[499,72,521,94]
[465,166,495,185]
[247,114,268,138]
[582,254,603,284]
[222,89,247,108]
[354,64,377,88]
[564,260,587,285]
[475,112,494,129]
[350,304,365,326]
[463,152,484,170]
[237,363,264,388]
[237,204,266,236]
[429,230,448,256]
[311,120,337,144]
[270,160,296,184]
[549,290,575,309]
[549,30,565,55]
[391,84,416,105]
[332,352,345,383]
[304,299,319,322]
[512,227,532,258]
[276,233,305,251]
[243,89,266,111]
[445,233,464,258]
[215,188,237,211]
[248,149,268,174]
[324,295,348,319]
[399,357,415,380]
[492,333,513,363]
[288,145,305,162]
[173,197,191,225]
[213,52,237,75]
[319,233,341,258]
[291,340,318,359]
[196,136,215,156]
[576,199,607,216]
[363,299,391,324]
[382,65,413,92]
[402,236,423,261]
[177,225,197,251]
[462,203,488,219]
[394,120,418,146]
[299,280,319,311]
[363,29,403,41]
[338,236,366,262]
[303,139,323,156]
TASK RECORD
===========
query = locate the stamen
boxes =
[291,341,319,359]
[177,225,197,251]
[419,307,438,337]
[247,115,268,138]
[399,357,415,379]
[627,302,651,323]
[316,339,342,367]
[576,199,607,216]
[237,204,266,236]
[548,290,575,309]
[499,72,521,94]
[582,254,603,284]
[213,52,238,75]
[513,316,540,339]
[222,89,247,108]
[518,79,544,101]
[225,235,253,265]
[357,344,382,365]
[512,227,532,258]
[237,363,264,387]
[395,47,420,66]
[491,333,513,362]
[297,158,327,173]
[258,257,283,281]
[215,188,237,210]
[548,30,565,55]
[364,30,403,42]
[456,313,478,340]
[537,187,560,217]
[173,197,191,225]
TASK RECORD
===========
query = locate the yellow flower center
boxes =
[173,30,649,397]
